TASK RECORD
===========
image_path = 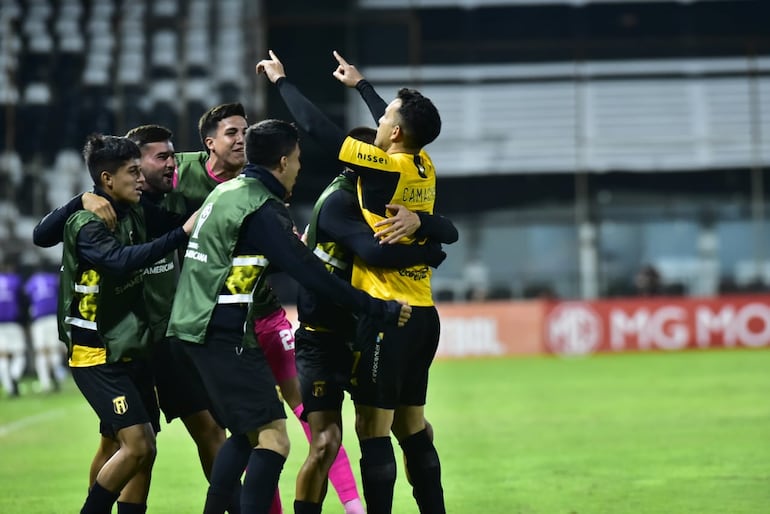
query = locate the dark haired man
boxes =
[167,119,411,514]
[165,103,248,217]
[293,126,457,514]
[124,125,226,485]
[60,134,195,514]
[32,125,230,498]
[258,50,448,514]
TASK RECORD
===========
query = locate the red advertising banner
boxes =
[544,294,770,355]
[284,294,770,359]
[283,301,546,359]
[435,301,544,358]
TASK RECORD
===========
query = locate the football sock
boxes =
[80,481,119,514]
[227,482,242,514]
[292,404,362,506]
[293,500,322,514]
[116,501,147,513]
[241,448,286,514]
[342,498,366,514]
[400,429,445,514]
[204,434,251,514]
[359,437,396,514]
[329,444,361,505]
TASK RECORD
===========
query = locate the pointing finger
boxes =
[333,50,349,66]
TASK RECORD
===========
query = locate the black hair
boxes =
[396,88,441,149]
[347,126,377,145]
[244,119,299,169]
[125,124,173,147]
[82,134,141,185]
[198,102,247,151]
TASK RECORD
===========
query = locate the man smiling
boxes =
[59,134,196,514]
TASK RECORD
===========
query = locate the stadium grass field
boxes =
[1,349,769,513]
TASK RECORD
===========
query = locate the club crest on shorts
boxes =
[312,380,326,398]
[112,395,128,415]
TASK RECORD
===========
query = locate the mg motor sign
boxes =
[284,296,770,359]
[545,302,603,355]
[544,295,770,355]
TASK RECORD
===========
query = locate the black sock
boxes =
[80,481,119,514]
[227,481,242,514]
[241,448,286,514]
[359,437,396,514]
[400,429,445,514]
[294,499,322,514]
[204,434,251,514]
[117,501,147,514]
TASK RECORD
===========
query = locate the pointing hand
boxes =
[332,50,365,87]
[256,50,286,83]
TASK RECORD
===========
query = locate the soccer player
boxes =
[168,103,368,514]
[166,119,411,514]
[293,126,457,514]
[32,126,232,510]
[258,50,448,514]
[0,263,25,398]
[125,124,228,491]
[23,268,66,393]
[59,134,195,514]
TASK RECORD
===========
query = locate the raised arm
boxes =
[256,50,346,154]
[332,50,388,122]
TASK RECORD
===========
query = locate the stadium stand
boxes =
[2,0,769,300]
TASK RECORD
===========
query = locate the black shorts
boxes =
[177,330,286,435]
[72,359,160,438]
[152,337,212,423]
[351,306,440,410]
[295,326,355,419]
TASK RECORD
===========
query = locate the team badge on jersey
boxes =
[112,395,128,415]
[414,154,428,179]
[312,380,326,398]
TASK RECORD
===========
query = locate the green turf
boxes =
[1,349,769,513]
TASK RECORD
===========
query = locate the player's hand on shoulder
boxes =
[83,192,117,231]
[332,50,365,87]
[256,50,286,83]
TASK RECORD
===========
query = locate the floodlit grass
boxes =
[1,349,769,513]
